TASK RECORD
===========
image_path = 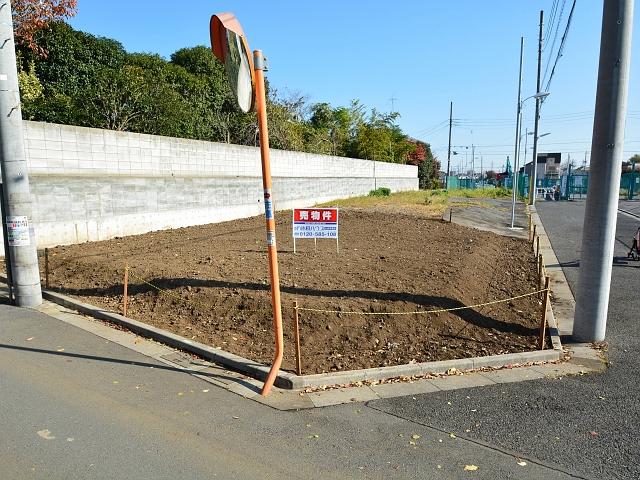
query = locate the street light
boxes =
[529,91,551,206]
[510,91,549,228]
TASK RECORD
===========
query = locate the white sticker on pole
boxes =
[6,215,30,246]
[266,230,276,246]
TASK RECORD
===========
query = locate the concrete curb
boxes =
[528,205,576,336]
[39,288,562,390]
[40,290,296,389]
[618,207,640,219]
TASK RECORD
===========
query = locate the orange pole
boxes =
[254,50,284,396]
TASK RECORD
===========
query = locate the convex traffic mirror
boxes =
[210,13,255,113]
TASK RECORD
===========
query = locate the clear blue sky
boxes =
[69,1,639,173]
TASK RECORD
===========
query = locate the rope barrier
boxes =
[296,288,549,316]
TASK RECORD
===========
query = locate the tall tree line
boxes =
[15,15,440,187]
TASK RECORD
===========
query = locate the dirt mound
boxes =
[43,208,544,374]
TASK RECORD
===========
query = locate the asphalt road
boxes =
[373,199,640,480]
[1,303,576,480]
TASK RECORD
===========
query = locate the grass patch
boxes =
[318,187,512,216]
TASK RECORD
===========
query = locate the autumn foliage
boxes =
[12,0,77,55]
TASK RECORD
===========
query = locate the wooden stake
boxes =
[538,276,550,349]
[123,265,129,317]
[536,235,540,258]
[449,209,452,223]
[538,254,544,299]
[293,301,302,375]
[532,224,537,246]
[44,247,49,289]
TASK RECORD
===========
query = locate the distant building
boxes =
[520,152,562,179]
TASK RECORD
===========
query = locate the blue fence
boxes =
[446,171,637,200]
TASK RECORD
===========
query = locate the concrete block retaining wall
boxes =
[9,122,417,251]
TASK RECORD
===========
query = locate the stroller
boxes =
[628,227,640,261]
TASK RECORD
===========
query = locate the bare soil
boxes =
[40,208,545,375]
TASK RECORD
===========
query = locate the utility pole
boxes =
[0,0,42,307]
[511,36,524,228]
[471,144,475,187]
[389,97,397,163]
[390,96,398,113]
[529,10,544,205]
[446,101,453,189]
[574,0,634,342]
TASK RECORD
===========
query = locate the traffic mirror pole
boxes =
[253,50,284,396]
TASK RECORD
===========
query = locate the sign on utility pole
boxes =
[0,0,42,307]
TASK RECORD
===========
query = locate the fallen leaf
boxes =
[464,465,479,471]
[26,337,34,341]
[437,465,442,469]
[177,392,184,396]
[409,441,416,446]
[516,460,527,466]
[56,348,65,352]
[589,431,598,437]
[449,433,456,438]
[232,416,239,419]
[37,429,55,440]
[66,438,74,442]
[112,381,119,384]
[202,389,209,393]
[411,434,421,440]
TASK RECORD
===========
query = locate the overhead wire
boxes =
[542,0,568,85]
[544,0,577,94]
[543,0,560,51]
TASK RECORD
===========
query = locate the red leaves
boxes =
[12,0,78,56]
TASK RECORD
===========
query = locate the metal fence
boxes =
[447,171,638,200]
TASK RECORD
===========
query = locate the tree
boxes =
[27,22,126,97]
[407,140,440,189]
[12,0,77,55]
[629,154,640,164]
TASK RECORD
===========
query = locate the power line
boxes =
[544,0,577,94]
[543,0,560,50]
[542,0,567,83]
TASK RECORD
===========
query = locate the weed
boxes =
[368,187,391,197]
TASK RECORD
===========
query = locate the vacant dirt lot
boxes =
[41,208,544,375]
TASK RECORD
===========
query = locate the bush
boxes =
[493,187,511,198]
[368,187,391,197]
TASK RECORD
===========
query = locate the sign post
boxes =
[210,13,283,396]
